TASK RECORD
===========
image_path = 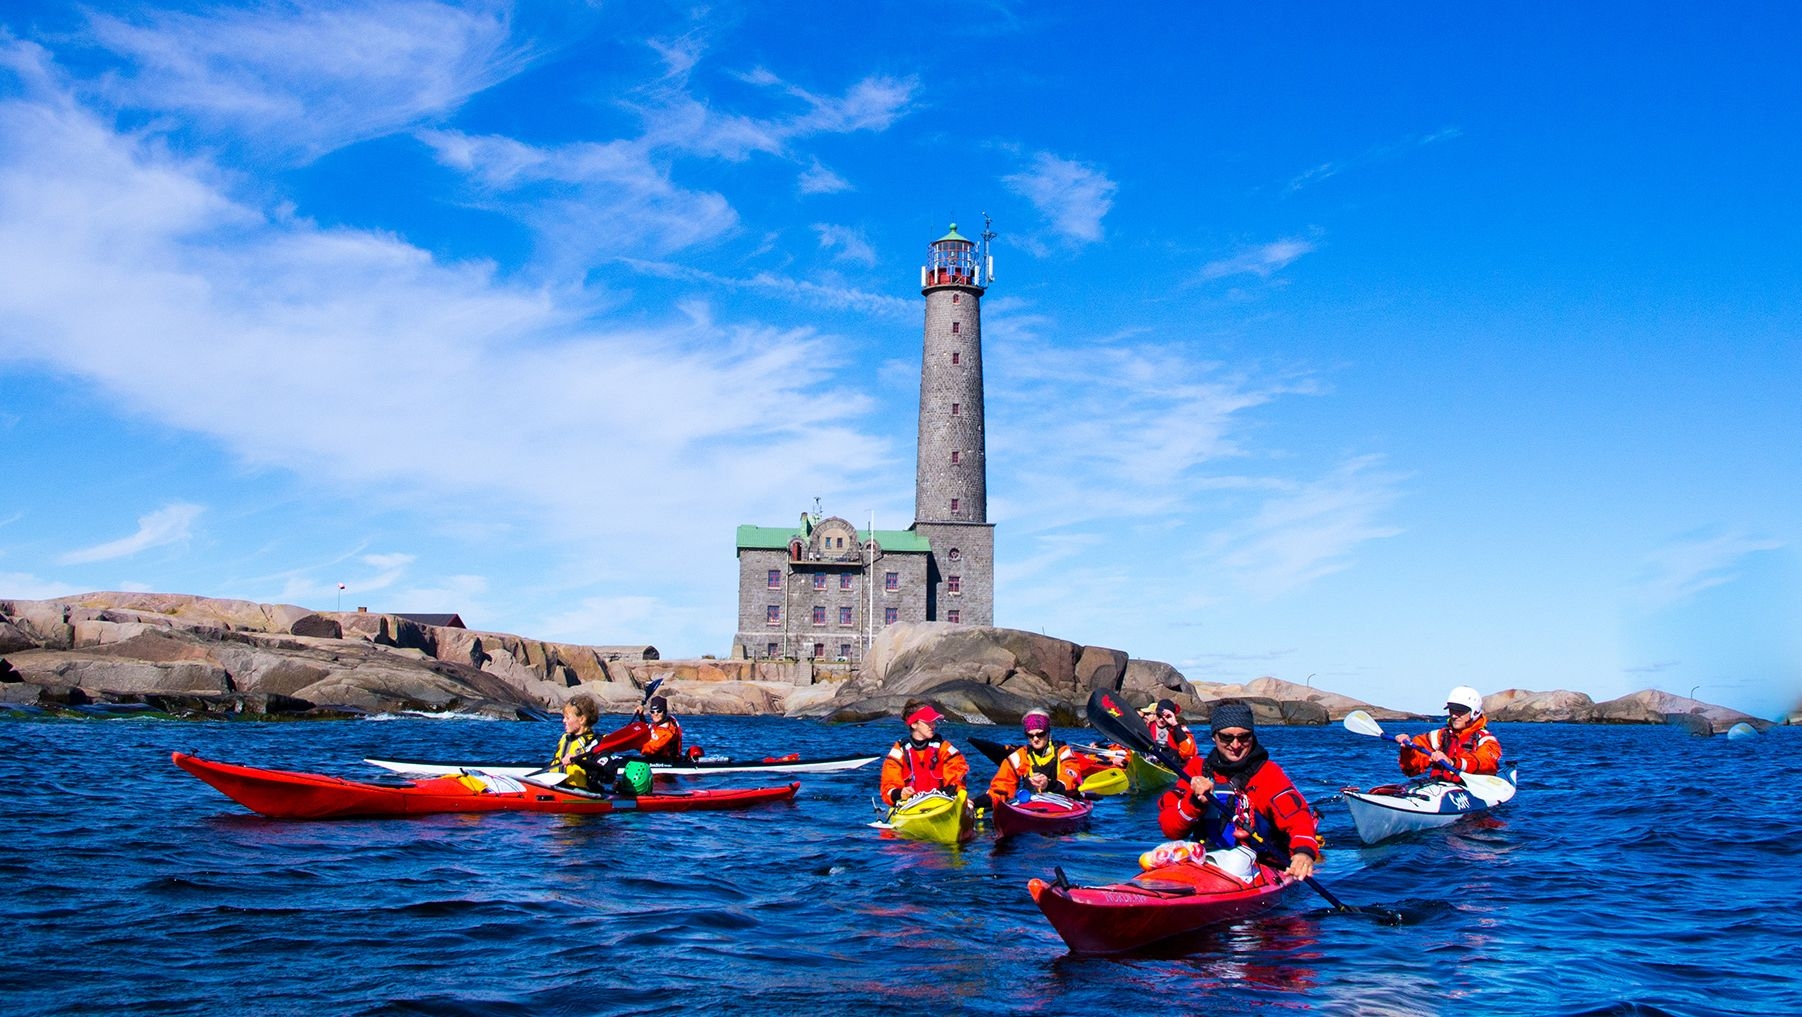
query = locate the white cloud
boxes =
[86,0,528,161]
[0,70,894,620]
[1199,238,1318,281]
[1002,152,1116,246]
[1210,455,1406,599]
[813,223,877,265]
[799,159,851,195]
[58,503,205,565]
[0,572,85,600]
[1633,531,1787,610]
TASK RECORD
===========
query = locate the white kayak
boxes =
[1342,768,1518,844]
[365,752,880,778]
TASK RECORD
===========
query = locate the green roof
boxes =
[935,223,971,245]
[735,524,930,553]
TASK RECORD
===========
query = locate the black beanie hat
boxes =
[1209,700,1256,736]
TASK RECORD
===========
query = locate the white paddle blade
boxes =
[1342,710,1386,738]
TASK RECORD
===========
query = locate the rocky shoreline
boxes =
[2,592,1787,734]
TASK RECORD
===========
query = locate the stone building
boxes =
[732,222,997,661]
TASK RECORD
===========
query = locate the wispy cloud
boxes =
[1633,531,1786,610]
[813,223,877,265]
[799,159,851,195]
[1198,237,1319,281]
[58,503,204,565]
[86,0,529,161]
[1286,126,1462,193]
[0,61,892,616]
[1210,455,1406,599]
[0,571,84,600]
[1002,151,1116,246]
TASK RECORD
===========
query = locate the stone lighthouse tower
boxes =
[910,219,996,626]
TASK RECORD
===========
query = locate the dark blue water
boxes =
[2,716,1793,1016]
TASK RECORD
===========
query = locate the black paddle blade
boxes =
[1085,689,1186,773]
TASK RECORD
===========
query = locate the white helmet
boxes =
[1446,686,1484,716]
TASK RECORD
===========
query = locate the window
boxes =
[884,607,898,624]
[839,606,853,626]
[885,571,899,591]
[950,498,960,513]
[951,402,960,416]
[952,293,960,304]
[840,574,853,590]
[812,605,826,625]
[766,642,778,658]
[839,643,852,658]
[813,643,825,658]
[812,574,826,590]
[948,575,961,595]
[947,609,960,624]
[951,351,960,365]
[951,321,960,335]
[767,569,780,589]
[836,537,844,548]
[766,605,781,626]
[950,450,960,465]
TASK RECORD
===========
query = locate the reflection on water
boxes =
[0,717,1795,1016]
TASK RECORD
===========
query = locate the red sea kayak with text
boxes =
[1028,857,1295,954]
[172,752,798,820]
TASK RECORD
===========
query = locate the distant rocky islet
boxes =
[0,592,1785,734]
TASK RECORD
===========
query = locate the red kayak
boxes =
[172,752,798,820]
[1029,857,1295,953]
[992,793,1093,838]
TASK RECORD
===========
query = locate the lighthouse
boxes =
[910,219,996,626]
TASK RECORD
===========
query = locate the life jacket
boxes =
[1159,756,1321,863]
[640,718,684,763]
[1149,721,1199,761]
[988,742,1078,803]
[881,737,969,804]
[1401,715,1502,776]
[550,730,599,787]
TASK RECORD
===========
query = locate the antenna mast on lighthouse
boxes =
[979,213,996,286]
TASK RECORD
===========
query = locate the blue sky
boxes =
[2,2,1797,717]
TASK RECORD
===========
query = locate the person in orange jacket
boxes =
[634,695,685,763]
[988,708,1084,808]
[1396,685,1503,777]
[1148,698,1199,762]
[1158,700,1320,880]
[880,701,970,806]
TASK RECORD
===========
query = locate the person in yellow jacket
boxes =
[550,694,601,788]
[988,708,1084,809]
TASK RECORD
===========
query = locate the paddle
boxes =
[1085,690,1398,923]
[1342,710,1514,800]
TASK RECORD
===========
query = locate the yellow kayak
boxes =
[886,789,975,844]
[1125,751,1179,791]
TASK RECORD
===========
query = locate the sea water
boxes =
[1,716,1795,1016]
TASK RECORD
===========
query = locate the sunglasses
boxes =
[1025,729,1049,738]
[1214,731,1254,745]
[1446,705,1471,717]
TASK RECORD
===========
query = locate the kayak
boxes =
[364,751,878,778]
[173,752,799,820]
[1029,856,1295,954]
[1342,768,1518,844]
[885,789,975,845]
[1124,750,1179,791]
[992,793,1093,838]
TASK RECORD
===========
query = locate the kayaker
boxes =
[550,694,602,789]
[1395,685,1503,777]
[988,708,1083,808]
[1147,698,1199,762]
[1158,700,1321,880]
[880,701,970,806]
[634,695,685,764]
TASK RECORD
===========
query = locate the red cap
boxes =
[905,705,944,726]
